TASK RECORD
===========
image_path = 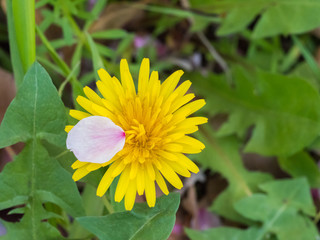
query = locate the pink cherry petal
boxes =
[66,116,126,164]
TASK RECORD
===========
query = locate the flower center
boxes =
[123,119,164,162]
[125,119,159,149]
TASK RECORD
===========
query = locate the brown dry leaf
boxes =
[0,68,16,170]
[89,3,145,32]
[0,68,15,122]
[315,47,320,67]
[312,28,320,39]
[242,153,284,178]
[1,0,6,14]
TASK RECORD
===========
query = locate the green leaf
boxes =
[140,4,219,22]
[36,26,70,77]
[1,206,63,240]
[96,43,115,58]
[195,125,272,223]
[83,0,108,30]
[290,62,319,91]
[86,32,104,77]
[186,178,318,240]
[0,143,83,236]
[186,227,244,240]
[292,36,320,83]
[217,0,320,38]
[61,17,74,45]
[0,62,67,148]
[12,0,36,74]
[191,68,320,156]
[76,193,180,240]
[186,227,258,240]
[217,3,265,36]
[213,0,320,38]
[278,151,320,188]
[68,184,104,239]
[91,29,128,39]
[5,0,25,85]
[235,178,318,240]
[253,0,320,38]
[0,62,84,238]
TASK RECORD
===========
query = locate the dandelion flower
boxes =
[66,58,207,210]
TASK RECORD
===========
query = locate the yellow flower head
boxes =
[66,58,207,210]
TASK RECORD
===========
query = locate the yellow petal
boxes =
[146,162,155,181]
[71,160,88,169]
[76,96,98,115]
[125,181,137,210]
[111,77,126,101]
[130,161,139,179]
[155,170,169,195]
[120,59,136,97]
[177,117,208,129]
[157,150,178,161]
[91,102,114,119]
[111,160,126,178]
[171,99,206,125]
[160,70,184,101]
[83,86,103,106]
[115,167,130,202]
[96,160,121,197]
[96,80,120,108]
[166,160,191,178]
[162,143,184,153]
[148,71,160,102]
[173,125,199,135]
[173,80,191,98]
[65,125,73,133]
[145,174,156,207]
[170,93,195,113]
[136,166,145,195]
[69,109,91,120]
[101,154,120,167]
[86,163,102,171]
[159,161,183,189]
[138,58,150,97]
[72,167,90,181]
[176,136,205,153]
[97,68,112,84]
[175,153,199,173]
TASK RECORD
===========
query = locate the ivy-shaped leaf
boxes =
[186,178,318,240]
[215,0,320,38]
[186,227,260,240]
[278,151,320,188]
[1,203,63,240]
[77,193,180,240]
[191,68,320,156]
[195,125,272,223]
[235,178,318,240]
[0,62,84,239]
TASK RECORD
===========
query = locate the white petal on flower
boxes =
[66,116,126,164]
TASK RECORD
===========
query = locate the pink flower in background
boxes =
[134,35,150,49]
[0,222,6,236]
[134,35,168,57]
[193,208,221,230]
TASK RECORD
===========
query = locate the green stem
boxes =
[12,0,36,73]
[6,0,27,85]
[314,210,320,224]
[102,195,114,214]
[36,26,71,76]
[58,62,81,97]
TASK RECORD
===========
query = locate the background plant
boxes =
[1,0,320,239]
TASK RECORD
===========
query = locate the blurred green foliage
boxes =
[1,0,320,239]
